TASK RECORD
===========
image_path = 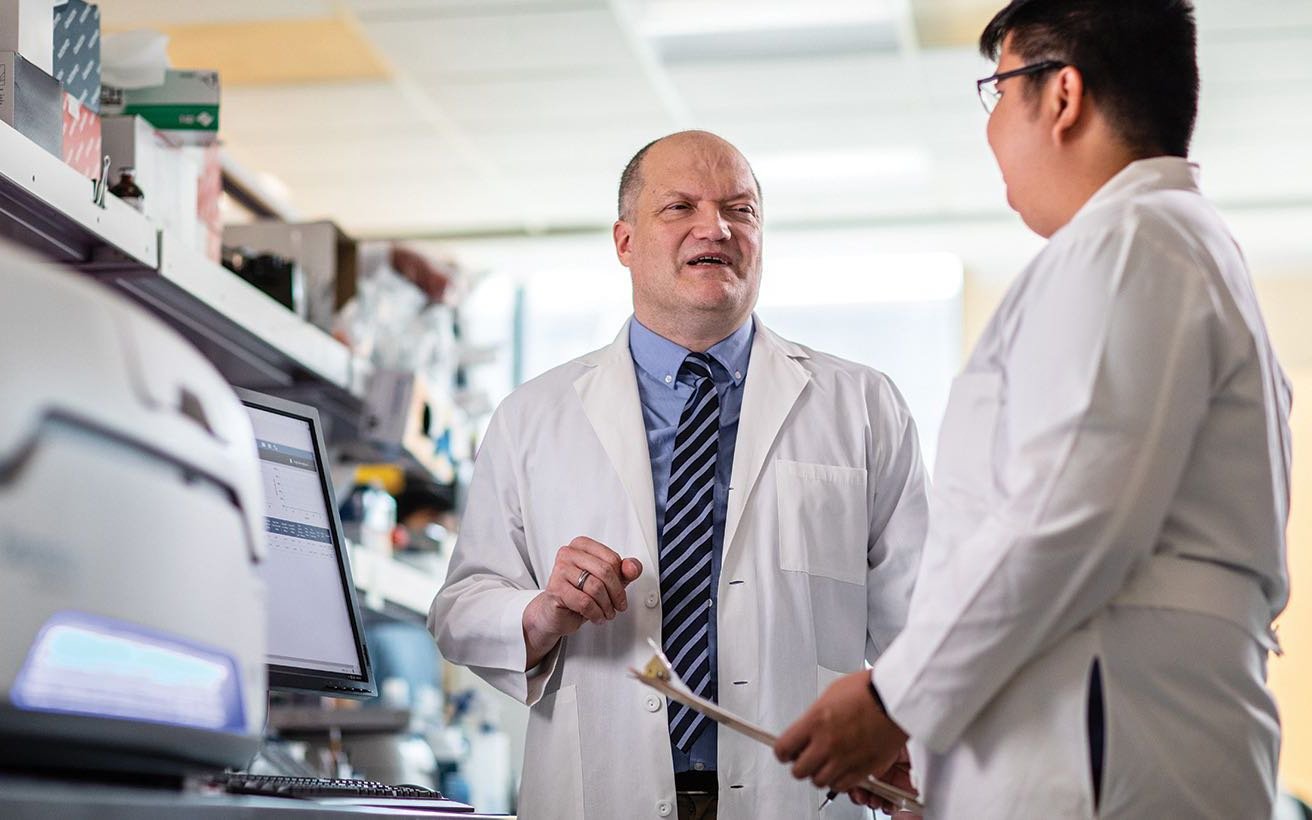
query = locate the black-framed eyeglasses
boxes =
[976,60,1067,114]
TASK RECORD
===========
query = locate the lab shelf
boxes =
[351,544,445,620]
[103,232,369,438]
[0,119,156,269]
[120,232,355,391]
[0,119,369,435]
[0,118,460,485]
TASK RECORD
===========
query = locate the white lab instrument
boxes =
[0,248,267,774]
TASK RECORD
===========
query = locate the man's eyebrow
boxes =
[725,190,759,203]
[653,189,694,202]
[653,189,759,203]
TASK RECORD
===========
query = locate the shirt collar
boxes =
[629,316,754,391]
[1071,156,1202,224]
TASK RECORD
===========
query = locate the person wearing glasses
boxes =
[774,1,1291,818]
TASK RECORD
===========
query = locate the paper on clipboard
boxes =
[628,639,924,815]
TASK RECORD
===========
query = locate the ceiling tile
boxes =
[99,0,335,26]
[425,72,672,131]
[360,8,635,79]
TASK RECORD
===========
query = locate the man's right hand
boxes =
[522,536,643,669]
[846,746,918,816]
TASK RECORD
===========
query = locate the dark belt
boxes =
[674,771,717,793]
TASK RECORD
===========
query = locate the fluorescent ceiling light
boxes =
[639,0,897,37]
[639,0,901,61]
[754,148,934,185]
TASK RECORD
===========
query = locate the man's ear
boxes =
[1050,65,1086,144]
[613,219,633,266]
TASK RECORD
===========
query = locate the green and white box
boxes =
[103,69,219,144]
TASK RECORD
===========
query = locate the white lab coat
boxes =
[874,158,1291,820]
[431,319,928,820]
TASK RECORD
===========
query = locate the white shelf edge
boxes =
[0,119,157,267]
[0,119,363,401]
[157,229,354,392]
[350,544,443,618]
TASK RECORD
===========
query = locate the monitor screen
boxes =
[236,388,376,699]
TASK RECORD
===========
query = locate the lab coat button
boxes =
[657,799,673,816]
[645,695,662,712]
[645,593,659,609]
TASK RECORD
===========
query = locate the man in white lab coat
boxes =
[776,2,1292,819]
[429,131,929,819]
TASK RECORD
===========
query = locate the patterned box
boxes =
[61,90,99,178]
[52,0,99,112]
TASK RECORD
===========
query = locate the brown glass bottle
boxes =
[109,167,144,211]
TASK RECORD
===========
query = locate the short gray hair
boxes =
[616,131,762,221]
[617,136,662,220]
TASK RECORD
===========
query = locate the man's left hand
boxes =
[773,670,909,794]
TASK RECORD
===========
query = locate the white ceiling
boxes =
[97,0,1312,240]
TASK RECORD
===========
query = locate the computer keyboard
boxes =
[216,772,452,801]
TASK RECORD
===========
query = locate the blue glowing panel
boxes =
[11,611,245,733]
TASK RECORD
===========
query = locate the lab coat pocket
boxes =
[776,460,868,584]
[934,371,1004,501]
[817,664,847,696]
[519,684,583,819]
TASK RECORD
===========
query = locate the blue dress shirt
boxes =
[628,316,754,775]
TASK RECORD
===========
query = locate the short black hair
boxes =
[616,130,763,220]
[979,0,1199,158]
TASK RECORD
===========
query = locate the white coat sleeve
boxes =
[865,376,931,659]
[428,404,561,706]
[874,221,1224,751]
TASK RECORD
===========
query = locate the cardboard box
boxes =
[0,50,61,157]
[103,69,218,145]
[60,90,99,178]
[0,0,53,74]
[101,114,197,240]
[359,369,455,482]
[222,221,359,333]
[52,0,99,113]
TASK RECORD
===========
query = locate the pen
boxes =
[819,789,838,810]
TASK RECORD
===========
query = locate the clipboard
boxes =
[628,639,925,815]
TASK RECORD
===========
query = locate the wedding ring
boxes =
[575,569,591,590]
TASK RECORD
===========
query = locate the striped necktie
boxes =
[661,352,719,751]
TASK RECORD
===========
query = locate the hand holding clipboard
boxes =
[628,639,925,815]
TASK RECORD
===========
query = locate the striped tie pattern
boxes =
[661,352,720,751]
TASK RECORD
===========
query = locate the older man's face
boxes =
[614,135,762,330]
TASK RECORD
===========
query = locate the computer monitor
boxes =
[235,388,377,699]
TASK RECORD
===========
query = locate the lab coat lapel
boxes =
[573,322,659,570]
[724,320,811,561]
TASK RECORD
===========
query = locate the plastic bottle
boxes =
[360,481,397,556]
[359,481,396,610]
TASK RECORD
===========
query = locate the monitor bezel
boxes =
[235,387,377,700]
